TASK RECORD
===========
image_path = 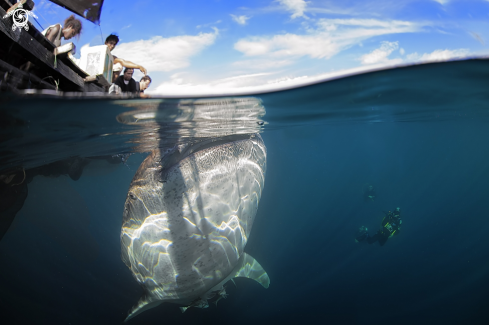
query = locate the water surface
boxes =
[1,58,488,324]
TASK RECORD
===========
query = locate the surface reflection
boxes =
[115,97,267,152]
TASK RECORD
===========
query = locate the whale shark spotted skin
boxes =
[121,134,269,321]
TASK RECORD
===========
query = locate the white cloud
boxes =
[148,62,416,97]
[230,14,251,25]
[360,41,399,65]
[400,48,405,55]
[433,0,449,5]
[407,49,470,62]
[149,71,311,96]
[148,48,475,97]
[235,33,337,58]
[149,72,277,96]
[234,19,419,60]
[111,29,218,73]
[277,0,308,19]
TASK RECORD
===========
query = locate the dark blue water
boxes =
[1,59,489,324]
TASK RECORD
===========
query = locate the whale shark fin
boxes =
[232,253,270,288]
[124,295,162,322]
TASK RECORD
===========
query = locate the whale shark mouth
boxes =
[156,133,260,174]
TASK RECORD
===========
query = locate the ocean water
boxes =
[1,58,489,325]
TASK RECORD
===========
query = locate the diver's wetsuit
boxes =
[366,211,401,246]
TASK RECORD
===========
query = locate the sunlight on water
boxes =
[115,97,266,152]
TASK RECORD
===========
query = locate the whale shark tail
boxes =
[232,253,270,289]
[125,253,269,321]
[124,295,162,323]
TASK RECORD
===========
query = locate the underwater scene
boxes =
[1,59,489,324]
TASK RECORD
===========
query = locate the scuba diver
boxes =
[356,207,402,246]
[363,184,376,202]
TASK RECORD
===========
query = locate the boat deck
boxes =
[0,0,105,93]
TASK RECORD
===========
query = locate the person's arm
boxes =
[113,58,147,75]
[45,24,61,44]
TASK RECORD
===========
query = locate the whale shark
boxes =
[121,133,269,321]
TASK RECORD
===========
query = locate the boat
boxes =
[0,0,111,93]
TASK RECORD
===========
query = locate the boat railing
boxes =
[0,0,106,93]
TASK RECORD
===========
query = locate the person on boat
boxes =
[43,15,83,47]
[138,75,152,97]
[110,68,138,94]
[104,34,147,82]
[355,207,402,246]
[20,15,82,72]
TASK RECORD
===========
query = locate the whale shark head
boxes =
[120,133,269,321]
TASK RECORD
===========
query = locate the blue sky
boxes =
[32,0,489,95]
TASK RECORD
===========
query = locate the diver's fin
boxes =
[231,253,270,288]
[355,226,368,243]
[124,295,162,322]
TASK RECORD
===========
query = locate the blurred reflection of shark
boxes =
[0,168,27,241]
[0,154,130,241]
[120,98,269,321]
